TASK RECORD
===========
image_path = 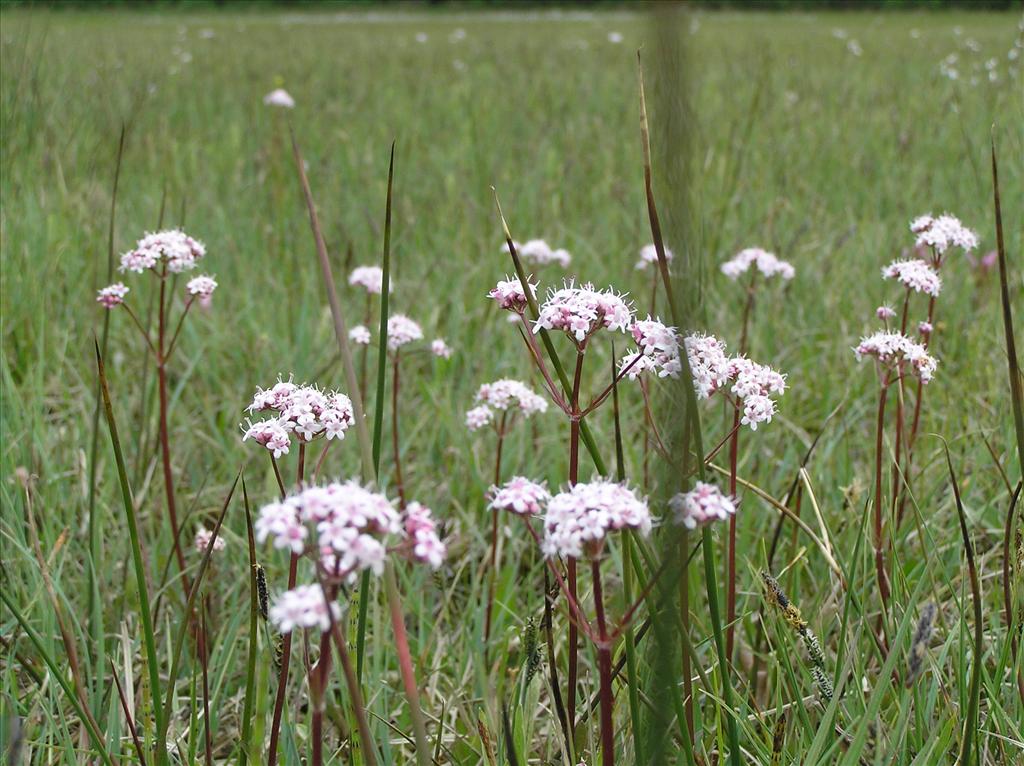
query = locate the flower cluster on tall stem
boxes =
[720,247,795,354]
[468,380,548,647]
[492,477,655,766]
[96,228,214,600]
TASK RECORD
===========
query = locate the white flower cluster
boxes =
[519,239,571,268]
[622,328,785,429]
[264,88,296,109]
[194,527,226,553]
[186,274,218,298]
[387,315,423,350]
[911,213,978,255]
[402,501,446,569]
[119,229,206,274]
[269,585,341,634]
[720,248,795,281]
[256,481,402,571]
[431,339,452,359]
[466,379,548,431]
[534,281,634,343]
[489,477,551,516]
[669,482,736,530]
[488,275,537,313]
[502,239,570,268]
[881,259,942,297]
[854,331,938,384]
[242,378,354,457]
[349,265,389,295]
[635,243,674,270]
[349,325,372,345]
[542,479,653,559]
[96,282,129,308]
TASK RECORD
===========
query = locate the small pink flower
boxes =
[431,339,452,359]
[488,275,536,313]
[881,259,941,297]
[465,405,493,431]
[918,321,933,336]
[635,243,674,270]
[386,315,423,350]
[721,248,795,281]
[194,527,226,553]
[186,274,217,298]
[96,282,129,308]
[349,325,372,345]
[669,482,736,529]
[876,305,896,321]
[349,266,389,295]
[263,88,295,109]
[489,477,550,516]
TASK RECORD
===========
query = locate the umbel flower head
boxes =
[194,526,226,553]
[256,480,445,585]
[635,243,674,270]
[467,379,548,431]
[119,229,206,274]
[430,338,452,359]
[263,88,296,109]
[619,316,681,379]
[911,213,978,256]
[349,265,390,295]
[519,239,571,268]
[488,275,537,313]
[720,248,795,281]
[349,325,371,345]
[269,584,339,634]
[386,315,423,350]
[489,477,551,516]
[854,331,938,384]
[96,282,129,308]
[242,377,355,457]
[542,479,653,559]
[534,280,634,345]
[186,274,218,298]
[881,259,942,297]
[670,482,736,529]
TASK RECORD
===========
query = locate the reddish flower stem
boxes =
[874,376,892,606]
[592,559,615,766]
[484,412,508,651]
[725,407,740,663]
[391,353,407,507]
[567,349,585,731]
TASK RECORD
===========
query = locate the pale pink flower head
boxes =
[194,527,226,554]
[263,88,295,109]
[918,321,933,337]
[635,243,674,270]
[876,305,896,321]
[269,584,340,634]
[683,333,732,400]
[243,378,354,451]
[854,330,938,384]
[881,259,942,297]
[402,502,446,569]
[488,275,537,313]
[489,477,550,516]
[475,379,548,416]
[465,405,494,431]
[542,479,652,560]
[721,248,794,281]
[349,325,372,345]
[431,339,452,359]
[97,282,129,308]
[520,239,571,268]
[912,212,978,256]
[348,265,389,295]
[386,315,423,350]
[621,316,681,379]
[186,274,217,298]
[533,281,634,345]
[669,482,736,529]
[119,229,205,274]
[728,357,786,430]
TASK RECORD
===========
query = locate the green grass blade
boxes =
[239,476,259,766]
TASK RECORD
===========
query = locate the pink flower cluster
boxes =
[431,339,452,359]
[635,243,674,270]
[467,379,548,431]
[489,477,551,516]
[541,479,653,560]
[186,275,218,298]
[881,259,942,297]
[729,357,787,430]
[96,282,129,308]
[119,229,206,274]
[669,482,736,529]
[349,325,372,345]
[387,315,423,350]
[682,333,732,399]
[533,281,634,344]
[911,213,978,255]
[402,501,446,569]
[620,316,682,379]
[194,527,226,553]
[854,331,938,384]
[269,584,341,634]
[720,248,795,281]
[349,265,389,294]
[242,379,354,457]
[519,239,572,268]
[488,275,537,313]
